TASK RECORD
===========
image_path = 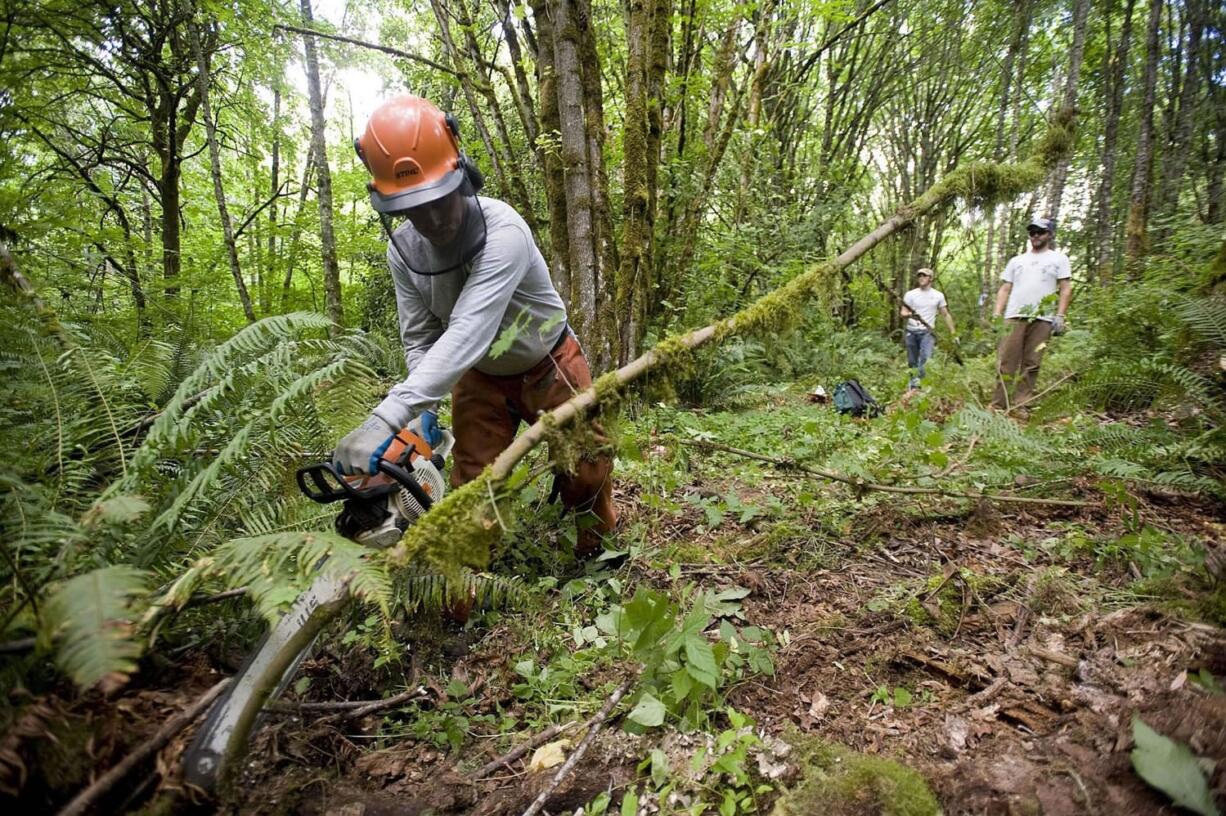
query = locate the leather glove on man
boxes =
[1050,315,1067,336]
[333,414,396,476]
[333,408,445,476]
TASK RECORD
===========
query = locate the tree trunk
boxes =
[1044,0,1090,222]
[188,15,256,323]
[299,0,344,331]
[265,84,281,315]
[549,0,600,354]
[573,0,617,366]
[662,20,741,299]
[981,1,1025,313]
[529,0,571,298]
[1093,0,1137,283]
[615,0,662,364]
[733,1,774,226]
[1153,0,1205,242]
[1123,0,1163,269]
[282,141,317,309]
[437,0,542,240]
[994,6,1032,280]
[495,0,539,147]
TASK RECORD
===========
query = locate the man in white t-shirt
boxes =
[900,267,957,390]
[990,216,1073,411]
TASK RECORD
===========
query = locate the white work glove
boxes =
[1050,315,1067,335]
[333,414,396,476]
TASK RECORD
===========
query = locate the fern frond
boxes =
[210,531,391,621]
[400,570,529,614]
[1178,296,1226,349]
[43,566,148,689]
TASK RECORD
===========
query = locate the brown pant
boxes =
[450,333,616,555]
[991,318,1053,409]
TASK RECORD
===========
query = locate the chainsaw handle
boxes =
[376,460,435,511]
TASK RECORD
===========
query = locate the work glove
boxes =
[333,414,396,476]
[952,334,962,346]
[1050,315,1067,336]
[420,410,442,447]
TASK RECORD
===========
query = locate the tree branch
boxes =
[679,439,1096,508]
[274,23,459,76]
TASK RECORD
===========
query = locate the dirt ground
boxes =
[5,486,1225,815]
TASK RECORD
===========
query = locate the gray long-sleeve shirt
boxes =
[372,196,568,430]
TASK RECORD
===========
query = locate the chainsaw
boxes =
[295,414,454,547]
[183,416,453,794]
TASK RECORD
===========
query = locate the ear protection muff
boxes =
[444,112,484,194]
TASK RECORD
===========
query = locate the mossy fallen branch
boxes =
[385,108,1077,574]
[680,438,1096,508]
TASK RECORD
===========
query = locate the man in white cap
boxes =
[990,216,1072,412]
[900,267,956,390]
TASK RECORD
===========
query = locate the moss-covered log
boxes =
[385,107,1076,573]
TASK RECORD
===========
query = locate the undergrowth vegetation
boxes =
[2,228,1224,811]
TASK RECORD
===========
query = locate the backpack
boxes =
[833,379,882,418]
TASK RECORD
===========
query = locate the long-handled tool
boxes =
[867,269,964,366]
[183,417,453,794]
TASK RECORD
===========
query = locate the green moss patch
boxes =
[772,738,941,816]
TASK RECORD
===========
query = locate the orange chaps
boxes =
[449,333,617,556]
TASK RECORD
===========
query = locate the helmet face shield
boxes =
[381,190,488,277]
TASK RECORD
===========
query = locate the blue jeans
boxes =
[905,330,935,382]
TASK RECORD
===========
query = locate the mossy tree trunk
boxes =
[658,20,743,317]
[529,0,572,299]
[1043,0,1090,224]
[615,0,671,365]
[574,0,618,368]
[299,0,343,332]
[1123,0,1163,271]
[1093,0,1137,284]
[547,0,610,365]
[1153,0,1206,245]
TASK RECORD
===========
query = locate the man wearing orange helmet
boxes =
[333,95,616,560]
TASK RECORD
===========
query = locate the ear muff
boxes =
[460,154,484,193]
[353,137,369,171]
[443,112,484,194]
[444,112,461,139]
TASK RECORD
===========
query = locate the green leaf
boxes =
[621,789,639,816]
[628,692,666,727]
[82,494,150,527]
[685,634,719,689]
[1130,716,1219,816]
[893,687,913,708]
[44,566,148,689]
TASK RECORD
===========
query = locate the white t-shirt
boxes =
[902,287,946,332]
[1001,248,1071,320]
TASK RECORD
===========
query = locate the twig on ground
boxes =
[56,678,231,816]
[267,689,427,714]
[1027,645,1080,668]
[336,687,431,722]
[1008,369,1080,413]
[519,678,633,816]
[680,438,1096,508]
[471,720,579,779]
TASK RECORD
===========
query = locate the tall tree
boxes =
[188,13,256,323]
[1123,0,1164,268]
[1093,0,1138,282]
[1044,0,1091,222]
[1152,0,1206,241]
[298,0,344,331]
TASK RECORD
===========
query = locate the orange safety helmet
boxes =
[354,95,465,214]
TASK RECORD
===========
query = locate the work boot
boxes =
[576,520,628,571]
